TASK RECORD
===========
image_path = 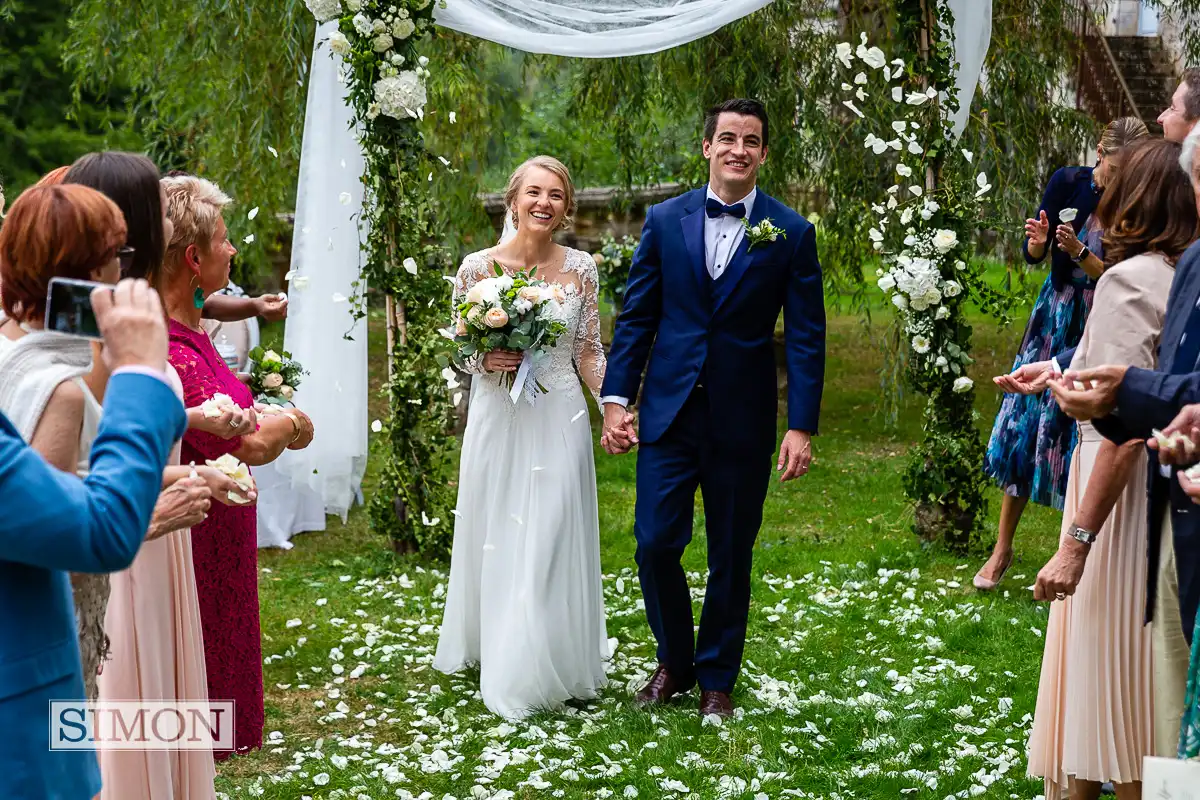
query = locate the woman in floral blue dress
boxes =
[975,118,1148,591]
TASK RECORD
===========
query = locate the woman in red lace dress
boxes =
[161,175,315,759]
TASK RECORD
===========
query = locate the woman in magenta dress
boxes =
[161,175,316,759]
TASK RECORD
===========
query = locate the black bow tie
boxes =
[705,198,747,219]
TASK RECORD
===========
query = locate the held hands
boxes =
[92,278,169,373]
[777,430,813,482]
[1054,224,1084,259]
[1024,211,1050,248]
[1047,365,1127,421]
[601,402,638,455]
[254,293,289,322]
[483,349,524,374]
[1149,404,1200,467]
[1033,534,1090,601]
[993,360,1056,396]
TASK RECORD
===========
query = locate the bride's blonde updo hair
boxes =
[504,155,577,231]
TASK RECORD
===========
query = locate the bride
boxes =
[433,155,610,718]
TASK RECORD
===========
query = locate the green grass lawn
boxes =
[217,268,1061,799]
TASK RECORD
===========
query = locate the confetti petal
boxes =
[248,206,260,220]
[267,145,279,158]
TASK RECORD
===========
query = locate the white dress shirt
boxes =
[600,186,757,409]
[704,186,757,281]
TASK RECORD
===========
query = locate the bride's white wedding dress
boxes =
[433,246,610,719]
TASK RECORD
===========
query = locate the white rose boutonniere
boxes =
[743,218,786,251]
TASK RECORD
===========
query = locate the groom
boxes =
[600,98,825,716]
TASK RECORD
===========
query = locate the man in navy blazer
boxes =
[0,280,190,799]
[599,98,825,717]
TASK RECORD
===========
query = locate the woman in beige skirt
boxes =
[1027,139,1200,799]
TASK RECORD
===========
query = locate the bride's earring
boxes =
[511,208,519,229]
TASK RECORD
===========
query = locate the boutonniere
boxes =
[743,218,786,250]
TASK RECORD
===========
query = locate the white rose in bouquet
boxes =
[494,274,515,292]
[466,306,483,325]
[371,18,387,34]
[484,307,509,328]
[517,286,543,305]
[263,373,284,389]
[344,0,361,9]
[933,229,959,253]
[537,298,564,323]
[262,350,282,364]
[513,298,534,315]
[374,71,426,119]
[305,0,341,22]
[392,18,416,39]
[373,33,394,52]
[328,31,352,56]
[942,280,962,298]
[877,273,896,292]
[352,13,372,35]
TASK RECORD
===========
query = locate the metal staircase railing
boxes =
[1065,0,1144,124]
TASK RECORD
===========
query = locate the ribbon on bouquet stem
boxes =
[509,351,534,404]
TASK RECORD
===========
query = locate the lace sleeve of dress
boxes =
[570,251,607,403]
[452,253,491,375]
[169,339,244,460]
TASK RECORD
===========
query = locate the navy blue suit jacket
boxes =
[1090,239,1200,644]
[0,371,185,799]
[601,187,825,454]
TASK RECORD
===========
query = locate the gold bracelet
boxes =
[284,412,301,445]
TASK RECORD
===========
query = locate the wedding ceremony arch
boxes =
[286,0,995,552]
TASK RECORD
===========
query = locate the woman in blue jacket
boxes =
[976,117,1148,590]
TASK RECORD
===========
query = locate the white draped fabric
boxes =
[945,0,992,138]
[280,20,369,522]
[287,5,993,525]
[433,0,775,58]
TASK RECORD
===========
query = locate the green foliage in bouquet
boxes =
[248,346,306,406]
[450,264,569,360]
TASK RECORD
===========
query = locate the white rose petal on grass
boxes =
[313,773,330,786]
[1059,207,1079,223]
[371,419,383,433]
[286,619,303,629]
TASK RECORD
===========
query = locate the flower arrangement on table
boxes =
[449,265,570,395]
[248,348,306,406]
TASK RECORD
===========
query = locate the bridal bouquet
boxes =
[450,265,569,393]
[249,347,306,406]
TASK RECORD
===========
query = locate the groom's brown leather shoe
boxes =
[699,690,735,718]
[635,664,695,705]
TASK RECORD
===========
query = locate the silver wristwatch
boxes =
[1068,524,1097,545]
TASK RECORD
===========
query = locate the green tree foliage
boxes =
[0,0,137,195]
[65,0,315,284]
